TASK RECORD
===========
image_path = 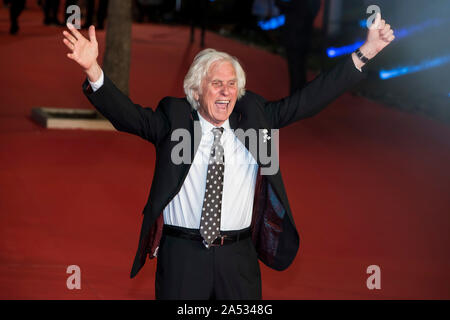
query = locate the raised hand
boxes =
[366,13,395,55]
[352,13,395,69]
[63,23,101,82]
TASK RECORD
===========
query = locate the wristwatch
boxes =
[355,48,369,63]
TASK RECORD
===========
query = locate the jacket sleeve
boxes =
[263,55,367,129]
[82,74,170,145]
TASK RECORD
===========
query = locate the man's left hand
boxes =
[353,12,395,69]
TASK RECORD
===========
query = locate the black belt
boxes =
[163,225,251,247]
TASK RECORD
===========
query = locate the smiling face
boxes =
[195,60,238,127]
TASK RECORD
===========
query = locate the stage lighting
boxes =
[258,15,285,31]
[327,41,364,58]
[379,55,450,80]
[328,18,447,58]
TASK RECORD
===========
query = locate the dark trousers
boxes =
[280,0,321,94]
[186,0,207,47]
[155,226,261,300]
[9,0,26,30]
[286,45,309,94]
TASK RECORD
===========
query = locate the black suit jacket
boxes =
[83,55,366,278]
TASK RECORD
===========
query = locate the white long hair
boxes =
[183,48,246,110]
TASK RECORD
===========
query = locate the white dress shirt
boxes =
[89,71,104,92]
[163,112,258,230]
[89,72,259,230]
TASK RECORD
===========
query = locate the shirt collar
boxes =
[197,111,231,134]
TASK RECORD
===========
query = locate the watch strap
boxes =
[355,48,369,63]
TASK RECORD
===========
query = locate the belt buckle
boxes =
[203,235,227,248]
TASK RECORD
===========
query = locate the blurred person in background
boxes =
[135,0,165,23]
[232,0,256,37]
[64,0,78,24]
[277,0,321,94]
[6,0,26,35]
[186,0,207,47]
[44,0,61,25]
[82,0,108,29]
[43,0,78,26]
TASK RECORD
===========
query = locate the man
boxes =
[62,13,394,299]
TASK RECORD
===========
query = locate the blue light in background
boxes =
[394,18,445,40]
[358,18,444,35]
[258,15,285,31]
[327,41,364,58]
[328,18,447,58]
[379,55,450,80]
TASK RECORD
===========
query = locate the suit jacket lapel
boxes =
[190,108,201,163]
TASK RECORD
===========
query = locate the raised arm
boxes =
[265,13,395,129]
[62,24,169,144]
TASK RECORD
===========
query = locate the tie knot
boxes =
[212,127,224,142]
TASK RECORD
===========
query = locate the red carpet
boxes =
[1,4,450,299]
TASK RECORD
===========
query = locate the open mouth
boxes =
[215,100,230,110]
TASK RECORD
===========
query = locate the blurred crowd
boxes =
[4,0,111,34]
[3,0,321,92]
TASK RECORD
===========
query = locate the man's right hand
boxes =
[63,23,102,82]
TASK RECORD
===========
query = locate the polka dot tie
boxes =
[200,127,225,248]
